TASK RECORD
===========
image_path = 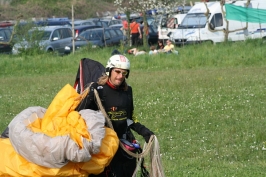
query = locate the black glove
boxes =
[89,82,98,96]
[143,130,154,143]
[76,82,98,111]
[130,122,154,143]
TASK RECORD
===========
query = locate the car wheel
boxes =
[47,48,59,56]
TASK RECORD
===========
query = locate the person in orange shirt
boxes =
[130,18,142,46]
[122,19,128,29]
[120,19,128,36]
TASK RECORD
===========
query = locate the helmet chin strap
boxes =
[105,67,110,76]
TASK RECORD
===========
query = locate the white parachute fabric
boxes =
[8,106,105,168]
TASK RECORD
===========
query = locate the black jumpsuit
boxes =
[77,81,153,177]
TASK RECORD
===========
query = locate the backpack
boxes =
[74,58,105,93]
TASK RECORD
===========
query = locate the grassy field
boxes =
[1,40,266,176]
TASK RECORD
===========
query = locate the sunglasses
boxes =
[113,69,128,76]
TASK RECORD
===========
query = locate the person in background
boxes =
[77,55,154,177]
[163,39,175,53]
[120,19,128,36]
[157,39,165,51]
[130,18,142,46]
[143,24,150,46]
[149,45,158,55]
[127,48,146,56]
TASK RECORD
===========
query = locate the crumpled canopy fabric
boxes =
[9,107,106,168]
[0,84,119,176]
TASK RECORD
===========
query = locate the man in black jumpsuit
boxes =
[76,54,154,177]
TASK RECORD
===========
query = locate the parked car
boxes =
[71,20,95,26]
[147,24,158,45]
[174,6,192,14]
[108,19,123,26]
[46,17,69,21]
[147,16,155,25]
[64,27,126,54]
[35,20,71,27]
[74,25,102,37]
[140,24,158,45]
[109,24,123,30]
[132,16,154,25]
[0,21,14,28]
[0,27,13,54]
[146,9,157,15]
[131,16,144,24]
[93,19,109,28]
[12,26,73,55]
[113,13,140,20]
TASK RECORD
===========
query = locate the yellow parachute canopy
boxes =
[0,84,119,177]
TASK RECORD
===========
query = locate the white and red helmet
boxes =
[106,54,130,78]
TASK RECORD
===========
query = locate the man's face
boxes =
[109,68,128,87]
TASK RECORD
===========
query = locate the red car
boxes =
[0,21,14,28]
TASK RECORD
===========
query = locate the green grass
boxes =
[1,40,266,176]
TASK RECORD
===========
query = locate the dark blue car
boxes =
[0,27,13,54]
[35,20,71,27]
[74,25,102,37]
[64,28,126,54]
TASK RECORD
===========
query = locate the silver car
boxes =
[70,20,95,26]
[12,26,73,55]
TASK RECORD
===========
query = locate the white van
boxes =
[158,13,187,42]
[169,0,266,46]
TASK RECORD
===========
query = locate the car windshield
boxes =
[146,25,155,34]
[179,13,209,28]
[80,30,103,40]
[150,24,158,33]
[94,21,108,28]
[147,17,154,25]
[28,30,51,40]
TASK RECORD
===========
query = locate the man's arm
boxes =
[133,48,138,55]
[130,122,154,143]
[138,26,142,38]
